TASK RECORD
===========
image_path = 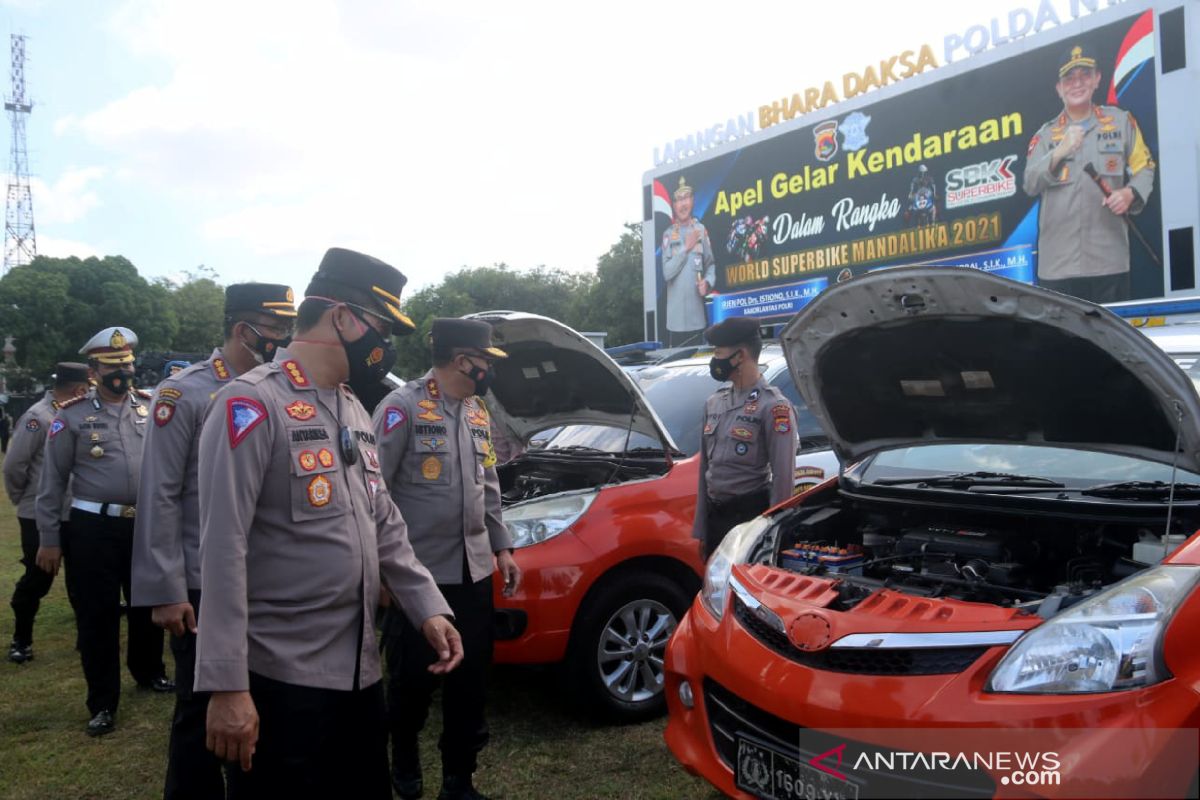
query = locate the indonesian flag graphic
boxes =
[652,179,673,220]
[1108,10,1154,105]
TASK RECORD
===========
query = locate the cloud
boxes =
[35,234,101,259]
[30,166,106,225]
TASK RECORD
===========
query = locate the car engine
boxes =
[497,451,670,506]
[768,499,1199,617]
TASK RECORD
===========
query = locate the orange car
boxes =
[473,312,839,720]
[665,268,1200,798]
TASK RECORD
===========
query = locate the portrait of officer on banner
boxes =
[660,177,716,345]
[1022,43,1157,304]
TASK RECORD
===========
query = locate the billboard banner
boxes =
[649,10,1161,345]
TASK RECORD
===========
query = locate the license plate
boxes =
[736,735,860,800]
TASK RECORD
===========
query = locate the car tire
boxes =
[567,570,692,723]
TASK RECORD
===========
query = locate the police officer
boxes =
[4,362,89,663]
[132,283,296,800]
[373,318,521,800]
[661,177,716,342]
[1023,44,1156,304]
[196,248,462,799]
[692,317,798,559]
[35,328,172,737]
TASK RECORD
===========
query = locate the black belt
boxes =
[707,489,769,515]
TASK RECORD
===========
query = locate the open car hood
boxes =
[465,312,678,452]
[780,267,1200,471]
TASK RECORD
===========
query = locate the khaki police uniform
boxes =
[195,351,452,796]
[1023,104,1156,297]
[373,371,511,782]
[4,391,70,655]
[132,349,238,799]
[693,376,798,556]
[662,217,716,336]
[36,385,168,717]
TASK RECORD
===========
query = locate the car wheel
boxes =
[568,570,692,722]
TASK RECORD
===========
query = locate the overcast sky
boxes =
[0,0,1123,292]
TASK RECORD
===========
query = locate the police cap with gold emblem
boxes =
[53,361,90,386]
[80,327,138,365]
[704,317,761,348]
[430,318,507,359]
[673,177,694,200]
[225,283,297,319]
[305,247,416,335]
[1058,44,1097,78]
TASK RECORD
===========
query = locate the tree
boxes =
[0,255,181,382]
[169,277,225,353]
[577,223,645,347]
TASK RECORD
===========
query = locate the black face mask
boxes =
[336,308,396,398]
[460,361,494,397]
[244,323,291,365]
[709,353,740,382]
[100,369,135,396]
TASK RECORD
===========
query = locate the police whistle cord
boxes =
[1082,163,1163,268]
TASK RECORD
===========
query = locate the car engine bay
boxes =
[496,450,671,506]
[763,495,1200,618]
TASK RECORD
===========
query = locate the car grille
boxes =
[733,594,987,675]
[703,678,996,798]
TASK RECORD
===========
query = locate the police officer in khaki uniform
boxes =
[196,248,462,799]
[373,319,521,800]
[692,317,798,559]
[35,328,172,737]
[132,283,296,800]
[1023,44,1156,304]
[661,177,716,342]
[4,362,89,663]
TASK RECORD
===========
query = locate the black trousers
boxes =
[1039,272,1130,304]
[62,509,165,716]
[164,589,226,800]
[10,516,57,644]
[384,573,494,777]
[225,673,391,800]
[703,489,770,559]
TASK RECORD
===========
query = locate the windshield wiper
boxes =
[872,470,1065,489]
[1081,480,1200,499]
[546,445,616,454]
[626,446,686,457]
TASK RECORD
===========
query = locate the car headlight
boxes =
[700,515,773,621]
[502,492,595,549]
[987,565,1200,694]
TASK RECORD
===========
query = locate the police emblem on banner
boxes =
[840,111,871,151]
[814,120,839,162]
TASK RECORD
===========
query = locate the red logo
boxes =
[317,448,334,468]
[366,347,384,366]
[298,450,317,472]
[809,744,848,781]
[787,612,832,652]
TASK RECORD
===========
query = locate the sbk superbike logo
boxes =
[945,154,1017,209]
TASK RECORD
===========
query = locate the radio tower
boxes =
[3,34,35,274]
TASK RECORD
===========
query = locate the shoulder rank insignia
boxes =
[384,406,407,433]
[425,378,440,399]
[281,360,309,388]
[212,358,231,381]
[285,400,317,421]
[226,397,268,448]
[153,400,175,426]
[25,418,39,433]
[59,395,87,410]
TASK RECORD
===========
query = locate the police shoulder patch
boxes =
[226,396,268,448]
[157,387,183,401]
[384,406,407,433]
[25,418,39,433]
[48,418,66,438]
[153,400,176,427]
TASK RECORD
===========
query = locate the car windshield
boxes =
[861,444,1200,487]
[545,362,825,457]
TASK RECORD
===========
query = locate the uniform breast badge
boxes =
[421,455,442,481]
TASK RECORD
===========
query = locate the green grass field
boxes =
[0,499,717,799]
